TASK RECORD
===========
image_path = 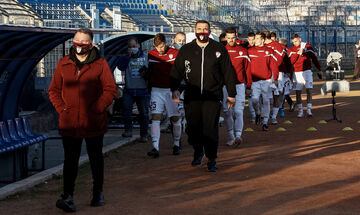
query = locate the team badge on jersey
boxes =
[216,51,221,58]
[239,51,243,56]
[169,54,173,59]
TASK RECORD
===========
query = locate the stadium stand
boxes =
[0,0,42,26]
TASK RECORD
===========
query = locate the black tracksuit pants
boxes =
[62,135,104,196]
[185,100,221,160]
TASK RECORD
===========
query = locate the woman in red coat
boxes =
[49,28,117,212]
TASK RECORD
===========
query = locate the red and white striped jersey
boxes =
[248,46,279,81]
[288,43,321,72]
[225,44,252,88]
[266,41,285,67]
[148,47,178,88]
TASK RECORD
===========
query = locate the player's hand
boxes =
[226,97,236,109]
[317,72,323,80]
[172,90,180,102]
[297,49,303,55]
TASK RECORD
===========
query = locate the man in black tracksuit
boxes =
[170,20,237,172]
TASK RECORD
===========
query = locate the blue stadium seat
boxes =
[0,121,24,148]
[22,117,48,142]
[0,137,12,155]
[0,125,17,153]
[154,5,158,9]
[7,120,33,145]
[14,118,36,144]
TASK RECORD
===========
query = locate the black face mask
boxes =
[195,32,210,43]
[73,42,92,55]
[221,41,227,46]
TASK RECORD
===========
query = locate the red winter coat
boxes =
[48,51,117,138]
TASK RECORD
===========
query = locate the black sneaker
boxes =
[255,114,261,125]
[90,190,104,207]
[207,159,218,172]
[172,145,180,155]
[191,152,204,167]
[56,194,76,212]
[147,148,159,158]
[262,124,269,131]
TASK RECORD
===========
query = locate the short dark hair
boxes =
[154,33,166,46]
[195,20,211,30]
[256,32,265,40]
[248,32,255,37]
[291,34,300,40]
[219,32,226,40]
[128,36,139,45]
[225,27,237,34]
[270,32,276,38]
[75,28,93,41]
[279,38,288,46]
[175,32,185,37]
[262,30,271,39]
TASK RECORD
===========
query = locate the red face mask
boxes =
[72,42,92,55]
[195,32,210,43]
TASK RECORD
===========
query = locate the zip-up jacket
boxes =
[248,46,279,82]
[148,47,178,88]
[225,44,252,88]
[170,39,237,102]
[288,43,321,72]
[48,47,118,138]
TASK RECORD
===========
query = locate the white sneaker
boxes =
[232,137,242,148]
[307,109,312,117]
[251,118,255,124]
[226,139,235,146]
[297,111,304,118]
[271,118,278,125]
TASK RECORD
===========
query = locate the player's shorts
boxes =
[150,87,181,117]
[293,70,313,90]
[282,73,292,95]
[276,72,292,95]
[251,79,273,100]
[222,84,246,112]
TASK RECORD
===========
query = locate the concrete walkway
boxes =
[0,129,140,200]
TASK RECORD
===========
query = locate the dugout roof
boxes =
[0,25,155,120]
